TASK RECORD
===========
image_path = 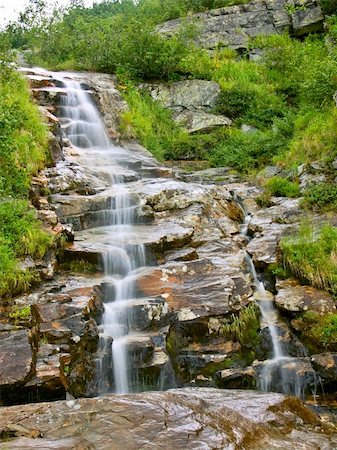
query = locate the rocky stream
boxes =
[0,66,336,449]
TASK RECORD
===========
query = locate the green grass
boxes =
[280,222,337,294]
[264,177,300,198]
[220,303,260,347]
[293,311,337,352]
[119,84,229,161]
[302,183,337,211]
[0,65,52,298]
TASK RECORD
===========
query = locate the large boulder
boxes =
[173,110,232,133]
[0,388,336,449]
[144,80,221,112]
[0,330,34,389]
[311,353,337,387]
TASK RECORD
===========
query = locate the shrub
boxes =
[294,311,337,352]
[208,128,289,172]
[279,108,337,169]
[302,183,337,211]
[264,177,300,198]
[280,222,337,294]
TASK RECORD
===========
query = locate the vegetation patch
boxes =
[292,311,337,352]
[264,177,300,198]
[280,222,337,294]
[0,50,51,298]
[302,183,337,211]
[220,303,260,348]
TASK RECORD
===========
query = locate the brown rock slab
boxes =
[0,388,335,449]
[0,437,92,449]
[0,330,33,387]
[137,259,251,319]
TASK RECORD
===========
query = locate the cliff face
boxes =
[157,0,325,51]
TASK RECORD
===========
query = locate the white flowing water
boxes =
[240,209,316,398]
[55,74,146,394]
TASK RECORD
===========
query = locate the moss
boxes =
[292,311,337,352]
[9,305,31,324]
[69,260,97,274]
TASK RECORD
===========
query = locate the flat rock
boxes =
[275,279,337,314]
[0,388,335,449]
[173,110,232,133]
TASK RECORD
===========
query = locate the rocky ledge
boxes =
[157,0,326,51]
[0,388,336,449]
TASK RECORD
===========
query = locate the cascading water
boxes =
[55,74,147,394]
[239,205,318,399]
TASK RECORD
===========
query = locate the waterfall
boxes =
[55,74,146,394]
[238,201,317,399]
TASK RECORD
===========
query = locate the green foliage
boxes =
[69,259,97,273]
[215,82,286,128]
[0,200,52,297]
[294,311,337,352]
[268,263,290,280]
[120,84,228,160]
[0,70,48,197]
[0,66,51,298]
[264,177,300,198]
[208,127,289,172]
[302,183,337,211]
[280,222,337,294]
[253,34,337,110]
[9,305,31,323]
[220,304,260,347]
[278,108,337,169]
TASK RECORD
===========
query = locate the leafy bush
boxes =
[302,183,337,211]
[280,222,337,294]
[216,83,286,127]
[208,128,289,172]
[294,311,337,352]
[253,34,337,110]
[264,177,300,198]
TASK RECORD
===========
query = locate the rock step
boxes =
[60,206,152,231]
[51,191,140,219]
[98,296,169,331]
[64,223,194,266]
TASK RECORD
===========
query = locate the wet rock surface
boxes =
[1,388,336,450]
[275,279,337,314]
